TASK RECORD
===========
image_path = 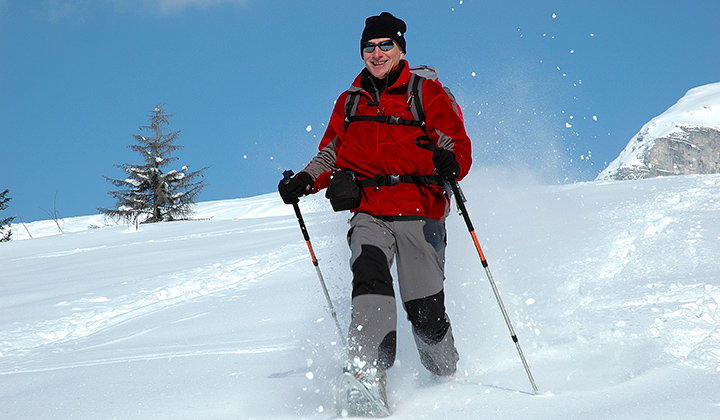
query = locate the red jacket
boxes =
[302,60,472,220]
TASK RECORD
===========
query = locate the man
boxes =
[279,12,472,415]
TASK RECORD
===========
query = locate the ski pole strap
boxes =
[358,174,444,188]
[415,135,436,152]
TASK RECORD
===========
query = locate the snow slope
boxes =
[2,170,720,419]
[597,82,720,180]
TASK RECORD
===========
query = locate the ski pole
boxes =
[282,170,345,343]
[416,139,539,394]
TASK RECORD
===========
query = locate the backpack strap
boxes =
[346,114,423,127]
[407,72,426,126]
[358,174,444,188]
[344,88,362,130]
[343,66,460,130]
[344,85,423,127]
[408,65,464,126]
[344,70,430,129]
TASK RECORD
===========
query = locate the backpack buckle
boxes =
[389,175,400,186]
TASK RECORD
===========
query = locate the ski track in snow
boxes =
[0,247,305,358]
[0,341,296,376]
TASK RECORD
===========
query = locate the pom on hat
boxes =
[361,12,406,54]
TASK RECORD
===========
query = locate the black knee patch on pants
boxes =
[352,245,394,299]
[377,331,397,369]
[404,290,449,345]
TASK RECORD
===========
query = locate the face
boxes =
[362,37,405,79]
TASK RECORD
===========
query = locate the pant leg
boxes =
[405,293,459,376]
[395,217,459,376]
[346,213,398,370]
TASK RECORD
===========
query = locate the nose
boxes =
[371,46,384,58]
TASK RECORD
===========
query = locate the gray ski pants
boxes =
[346,212,459,376]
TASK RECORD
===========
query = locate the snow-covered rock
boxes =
[597,82,720,180]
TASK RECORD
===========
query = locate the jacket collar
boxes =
[350,59,411,94]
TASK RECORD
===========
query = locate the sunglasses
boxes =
[362,40,396,53]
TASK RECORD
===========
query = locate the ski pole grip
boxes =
[282,169,295,185]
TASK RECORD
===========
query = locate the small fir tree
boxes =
[0,189,16,242]
[100,105,209,224]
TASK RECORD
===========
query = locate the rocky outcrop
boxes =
[644,126,720,176]
[610,126,720,181]
[597,83,720,181]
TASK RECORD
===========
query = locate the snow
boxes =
[2,170,720,419]
[598,82,720,180]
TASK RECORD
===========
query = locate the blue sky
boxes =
[2,0,719,222]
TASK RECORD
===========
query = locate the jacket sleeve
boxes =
[422,80,472,181]
[300,91,349,191]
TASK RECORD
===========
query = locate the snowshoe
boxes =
[334,368,390,418]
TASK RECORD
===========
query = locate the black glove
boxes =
[433,148,460,180]
[278,171,314,204]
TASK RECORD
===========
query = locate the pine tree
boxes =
[100,105,209,224]
[0,189,16,242]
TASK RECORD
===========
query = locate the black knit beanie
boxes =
[361,12,407,55]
